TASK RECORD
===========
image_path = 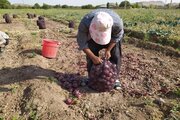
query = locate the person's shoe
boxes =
[80,77,89,86]
[114,80,122,90]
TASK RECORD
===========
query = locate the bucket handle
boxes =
[41,42,61,46]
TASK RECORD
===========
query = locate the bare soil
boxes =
[0,17,179,120]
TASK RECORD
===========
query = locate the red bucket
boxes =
[42,39,60,58]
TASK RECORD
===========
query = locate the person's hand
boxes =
[105,50,111,59]
[92,56,103,65]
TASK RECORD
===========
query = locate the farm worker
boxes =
[0,31,9,53]
[77,9,124,89]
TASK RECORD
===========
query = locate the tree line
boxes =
[0,0,179,9]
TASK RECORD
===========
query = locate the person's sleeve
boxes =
[0,31,9,39]
[0,36,6,45]
[77,21,89,50]
[111,18,124,43]
[0,32,8,45]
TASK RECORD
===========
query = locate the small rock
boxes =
[154,97,165,105]
[106,107,113,113]
[84,104,90,110]
[77,110,83,114]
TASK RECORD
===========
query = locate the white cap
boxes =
[89,12,113,45]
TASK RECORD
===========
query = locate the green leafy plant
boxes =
[171,104,180,113]
[12,116,19,120]
[48,76,58,83]
[156,20,179,27]
[148,29,171,37]
[173,88,180,97]
[31,32,37,36]
[29,110,38,120]
[28,52,36,58]
[11,85,19,93]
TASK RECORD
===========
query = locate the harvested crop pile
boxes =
[88,60,117,92]
[3,14,12,23]
[13,14,18,18]
[38,16,44,20]
[56,73,82,92]
[37,16,46,29]
[2,14,6,19]
[68,20,75,28]
[27,13,34,19]
[34,14,37,17]
[37,20,46,29]
[119,53,178,97]
[55,73,83,105]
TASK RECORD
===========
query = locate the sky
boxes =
[8,0,180,6]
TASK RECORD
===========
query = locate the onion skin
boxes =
[65,98,73,105]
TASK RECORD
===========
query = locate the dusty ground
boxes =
[0,16,179,120]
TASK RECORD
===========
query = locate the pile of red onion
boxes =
[56,73,81,92]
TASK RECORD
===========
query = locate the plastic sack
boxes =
[88,59,118,92]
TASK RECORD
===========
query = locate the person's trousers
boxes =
[86,39,122,76]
